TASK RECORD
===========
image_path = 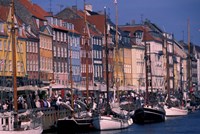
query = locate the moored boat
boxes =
[57,117,94,133]
[133,106,165,124]
[92,115,133,131]
[164,105,188,117]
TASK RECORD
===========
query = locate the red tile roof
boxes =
[50,24,80,34]
[87,15,105,34]
[66,18,101,37]
[120,25,162,42]
[68,9,102,36]
[0,6,10,22]
[19,0,50,20]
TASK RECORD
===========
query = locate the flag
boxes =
[114,0,117,4]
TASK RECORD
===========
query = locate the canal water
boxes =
[47,110,200,134]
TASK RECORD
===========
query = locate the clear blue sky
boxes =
[32,0,200,45]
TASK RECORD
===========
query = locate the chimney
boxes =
[131,20,135,25]
[85,4,92,11]
[28,0,32,4]
[72,5,77,11]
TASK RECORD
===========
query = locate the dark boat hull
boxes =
[133,107,165,124]
[57,117,95,133]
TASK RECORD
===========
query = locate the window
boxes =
[17,61,20,72]
[61,32,63,42]
[53,31,56,40]
[75,37,77,47]
[61,47,63,57]
[26,42,29,52]
[35,42,38,53]
[64,33,66,42]
[94,50,96,58]
[65,63,67,73]
[58,47,60,57]
[57,32,60,41]
[54,61,57,72]
[54,46,56,56]
[36,19,39,27]
[99,39,102,46]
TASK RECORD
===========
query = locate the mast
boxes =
[187,18,191,91]
[84,0,89,105]
[144,32,152,105]
[114,0,120,102]
[11,0,19,129]
[165,34,170,103]
[144,40,148,105]
[11,0,18,113]
[104,7,110,111]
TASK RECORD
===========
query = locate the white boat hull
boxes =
[165,106,188,117]
[92,116,133,131]
[0,126,43,134]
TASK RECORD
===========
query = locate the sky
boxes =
[32,0,200,45]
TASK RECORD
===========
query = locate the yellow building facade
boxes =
[0,11,26,78]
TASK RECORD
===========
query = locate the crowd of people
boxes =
[0,90,138,113]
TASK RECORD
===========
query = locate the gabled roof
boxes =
[119,25,162,42]
[18,0,50,20]
[87,15,105,34]
[65,17,102,37]
[50,23,80,35]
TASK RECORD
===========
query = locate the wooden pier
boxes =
[0,107,71,131]
[40,107,71,131]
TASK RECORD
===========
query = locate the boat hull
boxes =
[165,107,188,117]
[92,116,133,131]
[133,107,165,124]
[57,117,94,133]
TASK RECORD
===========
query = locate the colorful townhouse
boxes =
[0,4,27,87]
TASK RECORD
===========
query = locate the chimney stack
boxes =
[131,20,135,25]
[85,4,92,11]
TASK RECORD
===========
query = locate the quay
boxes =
[36,107,70,131]
[0,107,71,132]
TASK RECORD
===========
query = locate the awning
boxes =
[0,86,47,92]
[43,83,68,89]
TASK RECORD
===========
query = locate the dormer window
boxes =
[44,21,47,25]
[134,30,143,39]
[36,19,39,28]
[60,20,62,27]
[54,18,58,25]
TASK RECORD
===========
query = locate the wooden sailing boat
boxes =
[0,0,43,133]
[92,3,133,130]
[164,31,188,117]
[56,1,94,133]
[133,30,165,124]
